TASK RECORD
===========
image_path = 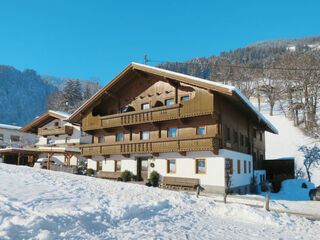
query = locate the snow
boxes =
[48,110,70,119]
[0,123,21,131]
[257,102,320,186]
[0,164,319,240]
[38,147,81,152]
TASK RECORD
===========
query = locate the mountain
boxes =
[0,66,55,126]
[157,35,320,79]
[0,66,100,126]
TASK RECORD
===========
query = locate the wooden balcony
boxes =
[38,125,73,136]
[81,136,220,157]
[83,102,215,131]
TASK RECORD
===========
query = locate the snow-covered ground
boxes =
[0,164,319,240]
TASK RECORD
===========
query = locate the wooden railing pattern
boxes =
[81,136,220,156]
[83,102,215,131]
[38,126,74,136]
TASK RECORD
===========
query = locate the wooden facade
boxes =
[69,63,277,170]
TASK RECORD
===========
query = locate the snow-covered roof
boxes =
[38,147,81,153]
[48,110,71,119]
[132,63,278,134]
[69,62,278,134]
[0,123,21,131]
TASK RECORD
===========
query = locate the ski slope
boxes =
[0,164,319,240]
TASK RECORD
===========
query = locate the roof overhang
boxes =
[68,62,278,134]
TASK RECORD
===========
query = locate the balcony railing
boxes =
[83,102,215,131]
[38,126,74,136]
[81,136,220,157]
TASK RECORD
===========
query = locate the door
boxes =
[137,157,149,181]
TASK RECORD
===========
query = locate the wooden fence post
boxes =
[265,193,270,211]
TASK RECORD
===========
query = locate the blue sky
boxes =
[0,0,319,85]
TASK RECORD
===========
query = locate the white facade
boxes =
[0,124,36,149]
[87,149,253,193]
[36,118,91,166]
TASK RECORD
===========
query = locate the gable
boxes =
[68,62,277,134]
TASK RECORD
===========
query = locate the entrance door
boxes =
[137,157,149,181]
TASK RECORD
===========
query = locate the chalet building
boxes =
[0,123,35,149]
[0,123,36,165]
[68,63,278,194]
[18,110,91,167]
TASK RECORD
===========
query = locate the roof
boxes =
[68,62,278,134]
[20,111,71,134]
[0,123,21,131]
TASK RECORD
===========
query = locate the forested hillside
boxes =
[0,66,55,126]
[0,66,100,126]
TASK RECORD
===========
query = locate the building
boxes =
[19,110,91,167]
[0,123,36,149]
[68,63,278,194]
[0,123,37,165]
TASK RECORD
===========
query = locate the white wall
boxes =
[0,128,36,148]
[151,151,225,187]
[219,149,253,188]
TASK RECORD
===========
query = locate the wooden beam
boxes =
[103,155,110,159]
[47,153,52,170]
[122,154,130,158]
[17,153,21,165]
[152,153,159,157]
[2,154,5,164]
[179,151,186,156]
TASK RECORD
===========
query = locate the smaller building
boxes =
[0,123,36,149]
[19,110,91,167]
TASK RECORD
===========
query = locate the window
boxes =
[227,127,230,141]
[196,159,206,174]
[97,160,103,171]
[181,96,190,101]
[123,107,128,113]
[141,131,150,140]
[115,160,121,172]
[10,135,20,142]
[240,134,244,146]
[165,98,175,106]
[116,133,124,142]
[225,158,233,174]
[259,132,263,141]
[141,103,150,110]
[54,122,59,126]
[0,134,3,141]
[233,130,238,143]
[168,128,178,138]
[244,160,247,174]
[245,137,249,147]
[167,159,176,173]
[47,138,53,145]
[237,160,241,174]
[98,136,104,143]
[197,126,206,136]
[249,161,251,174]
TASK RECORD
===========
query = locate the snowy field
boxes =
[0,164,320,240]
